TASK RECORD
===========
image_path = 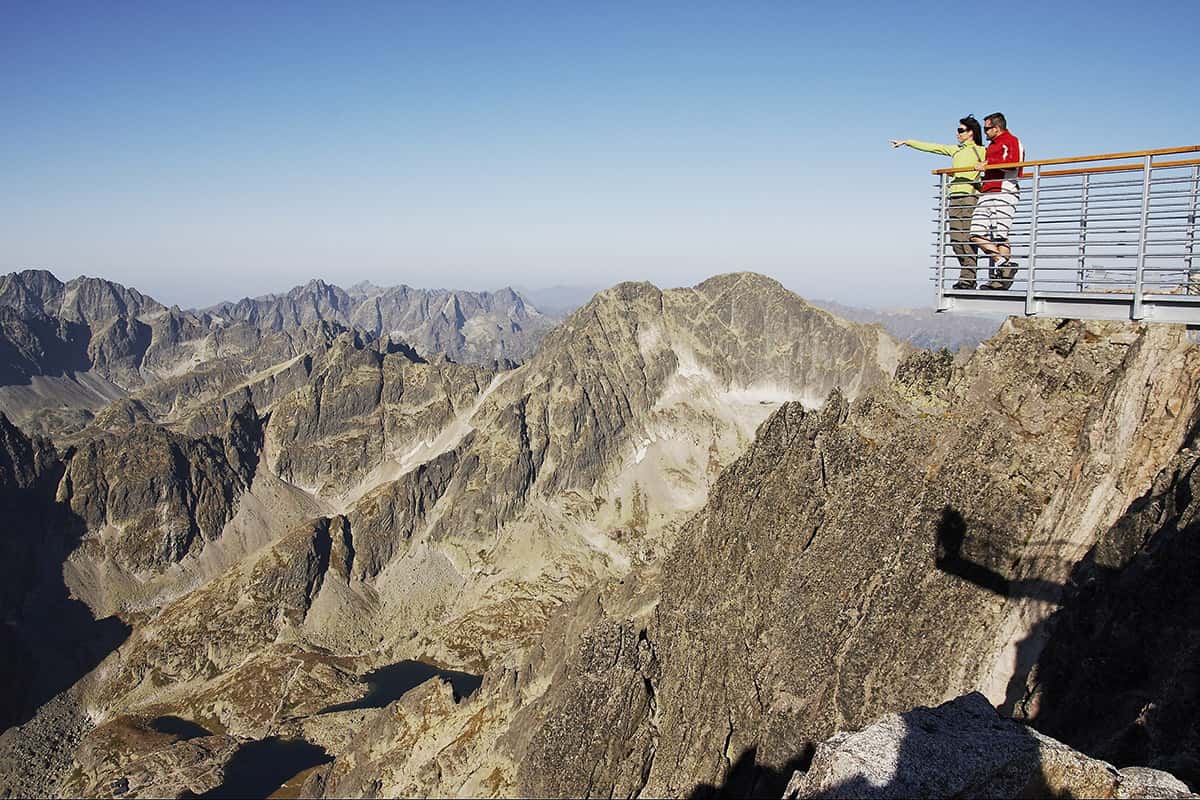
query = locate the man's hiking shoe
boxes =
[985,261,1017,290]
[952,280,976,290]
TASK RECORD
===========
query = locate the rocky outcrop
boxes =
[513,318,1200,798]
[58,401,264,575]
[783,692,1193,799]
[58,714,240,799]
[264,330,496,495]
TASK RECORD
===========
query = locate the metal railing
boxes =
[932,145,1200,323]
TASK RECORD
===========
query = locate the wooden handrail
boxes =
[933,144,1200,175]
[1040,157,1200,178]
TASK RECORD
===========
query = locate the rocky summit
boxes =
[1,270,1199,799]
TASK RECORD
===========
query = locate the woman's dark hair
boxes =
[960,115,983,146]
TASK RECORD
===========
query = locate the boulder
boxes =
[784,693,1194,799]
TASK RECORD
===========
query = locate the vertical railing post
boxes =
[1026,165,1040,315]
[1077,173,1089,292]
[1186,164,1199,294]
[1132,154,1152,320]
[936,173,948,310]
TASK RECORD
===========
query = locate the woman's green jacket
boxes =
[905,140,987,195]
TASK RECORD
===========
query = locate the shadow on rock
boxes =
[937,447,1200,794]
[935,506,1063,601]
[1024,437,1200,791]
[0,309,93,386]
[934,506,1072,715]
[687,744,815,799]
[0,417,131,731]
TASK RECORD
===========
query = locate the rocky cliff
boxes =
[0,270,281,439]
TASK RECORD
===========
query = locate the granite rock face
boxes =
[263,330,496,496]
[0,270,284,437]
[1020,422,1200,787]
[783,692,1194,799]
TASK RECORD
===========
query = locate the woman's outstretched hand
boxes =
[889,139,906,148]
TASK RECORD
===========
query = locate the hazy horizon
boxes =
[2,265,973,315]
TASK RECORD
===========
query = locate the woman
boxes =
[891,117,986,289]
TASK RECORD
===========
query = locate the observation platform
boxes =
[931,145,1200,324]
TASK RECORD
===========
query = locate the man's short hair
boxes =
[985,112,1008,131]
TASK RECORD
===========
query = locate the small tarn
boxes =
[320,659,483,714]
[199,737,331,800]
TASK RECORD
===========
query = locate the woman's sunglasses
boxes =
[957,127,970,133]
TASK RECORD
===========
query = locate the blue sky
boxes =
[2,0,1197,309]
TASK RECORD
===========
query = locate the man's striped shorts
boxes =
[969,192,1018,242]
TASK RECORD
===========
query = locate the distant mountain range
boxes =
[811,299,1004,352]
[0,270,557,439]
[203,279,556,364]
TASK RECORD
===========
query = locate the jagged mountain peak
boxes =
[538,273,907,400]
[291,278,349,303]
[0,270,66,316]
[567,272,813,325]
[0,269,165,324]
[58,275,164,324]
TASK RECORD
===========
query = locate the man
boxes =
[970,113,1025,290]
